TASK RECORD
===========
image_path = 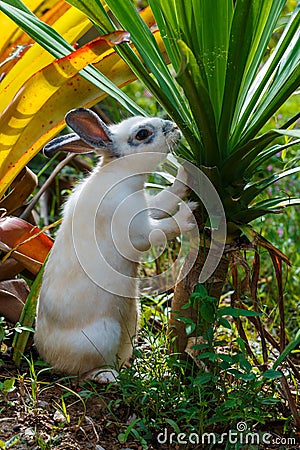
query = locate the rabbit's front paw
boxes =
[174,201,198,233]
[172,166,190,199]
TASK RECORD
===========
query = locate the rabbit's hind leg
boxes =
[82,367,118,384]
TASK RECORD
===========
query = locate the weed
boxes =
[96,288,296,448]
[0,378,15,402]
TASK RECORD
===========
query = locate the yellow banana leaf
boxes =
[0,30,131,196]
[0,1,71,65]
[0,0,61,54]
[0,6,92,106]
[0,31,166,199]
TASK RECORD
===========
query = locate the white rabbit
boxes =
[35,108,197,382]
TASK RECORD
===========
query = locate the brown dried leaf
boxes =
[0,278,29,323]
[0,167,37,215]
[0,258,24,281]
[0,216,53,263]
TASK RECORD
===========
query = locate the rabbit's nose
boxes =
[162,120,178,134]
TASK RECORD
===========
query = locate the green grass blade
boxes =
[12,256,49,366]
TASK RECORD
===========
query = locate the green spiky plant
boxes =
[1,1,299,368]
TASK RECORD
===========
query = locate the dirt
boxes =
[0,354,179,450]
[1,351,300,450]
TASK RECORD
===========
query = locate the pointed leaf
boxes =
[222,128,300,185]
[218,307,261,318]
[13,256,48,365]
[273,330,300,370]
[233,3,300,146]
[176,40,218,163]
[240,166,300,205]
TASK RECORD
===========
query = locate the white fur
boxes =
[35,112,197,382]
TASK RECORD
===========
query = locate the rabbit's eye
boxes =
[135,128,152,141]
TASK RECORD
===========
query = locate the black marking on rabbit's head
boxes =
[127,124,156,147]
[107,116,181,157]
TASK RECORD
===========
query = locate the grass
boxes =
[1,287,299,449]
[3,283,300,440]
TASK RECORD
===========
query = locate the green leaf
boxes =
[245,138,300,177]
[219,0,258,147]
[118,418,141,443]
[2,378,15,393]
[222,127,300,185]
[233,3,300,146]
[165,419,181,434]
[12,255,49,366]
[200,302,216,323]
[273,329,300,370]
[149,0,181,72]
[218,317,232,329]
[103,0,194,129]
[218,307,261,318]
[239,372,256,381]
[262,369,283,379]
[176,40,219,163]
[232,0,286,135]
[65,0,113,33]
[186,322,196,335]
[194,283,207,296]
[240,166,300,206]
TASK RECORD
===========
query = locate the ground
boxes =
[0,352,177,450]
[1,340,300,450]
[1,354,300,450]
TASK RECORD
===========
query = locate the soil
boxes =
[0,353,176,450]
[1,351,300,450]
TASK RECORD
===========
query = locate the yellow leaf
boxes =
[0,31,131,196]
[0,6,92,107]
[0,1,71,67]
[0,0,61,54]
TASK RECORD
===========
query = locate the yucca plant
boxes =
[1,1,299,386]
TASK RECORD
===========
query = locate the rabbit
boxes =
[35,108,197,383]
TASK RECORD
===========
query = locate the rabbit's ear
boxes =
[43,133,93,158]
[65,108,114,151]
